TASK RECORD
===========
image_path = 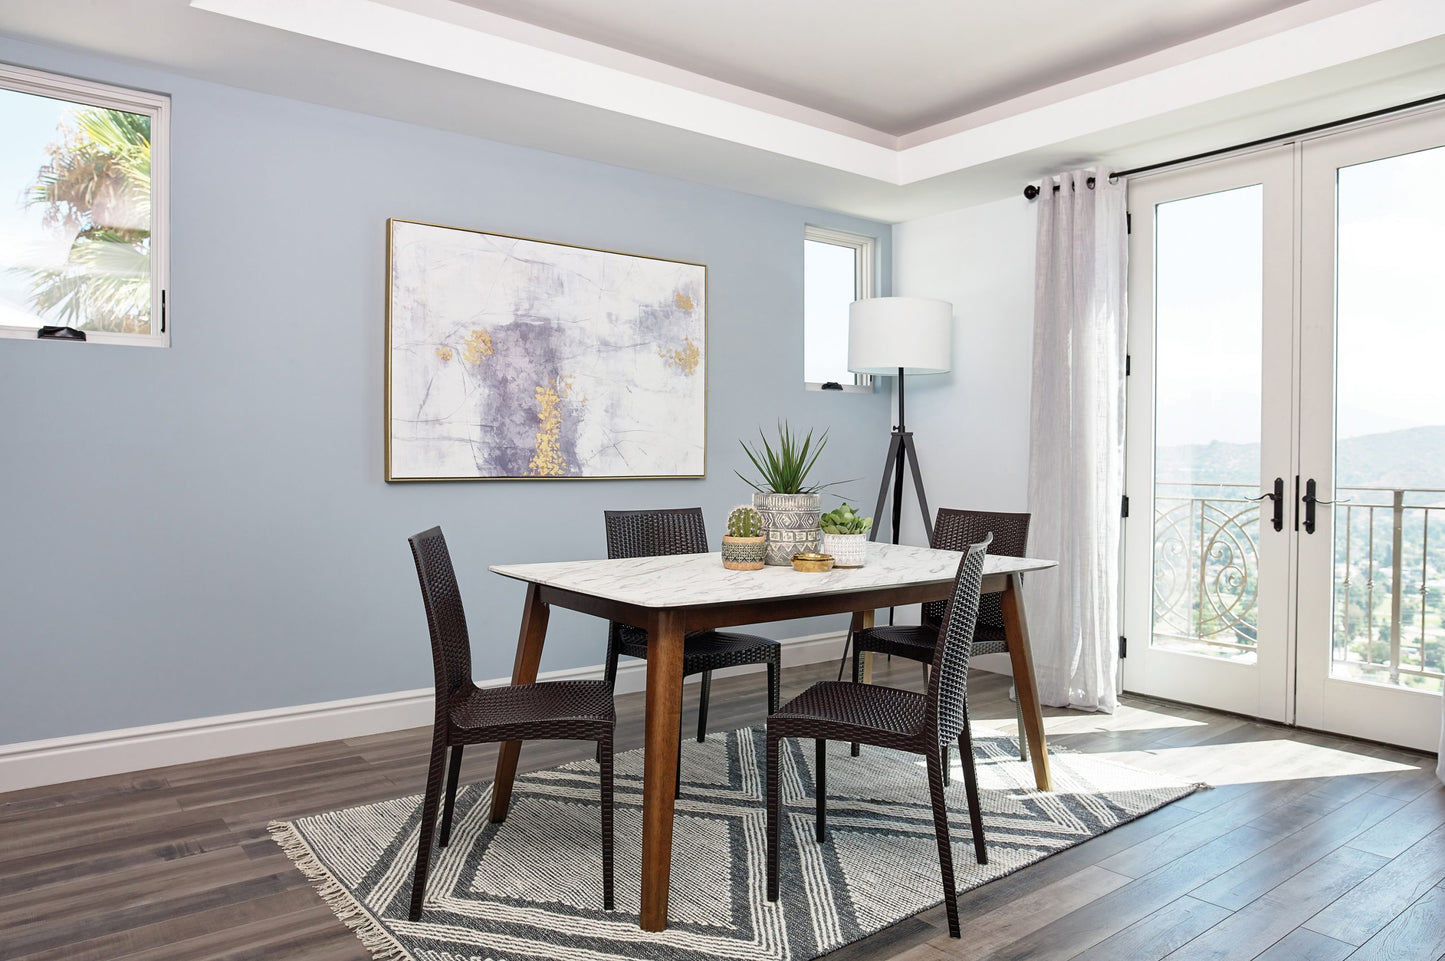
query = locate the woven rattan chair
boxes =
[603,508,780,797]
[849,509,1032,774]
[767,535,992,940]
[407,527,615,921]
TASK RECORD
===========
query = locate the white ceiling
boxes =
[2,0,1444,221]
[454,0,1323,135]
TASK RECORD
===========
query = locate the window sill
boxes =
[805,381,874,394]
[0,326,169,348]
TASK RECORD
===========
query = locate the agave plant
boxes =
[736,421,839,495]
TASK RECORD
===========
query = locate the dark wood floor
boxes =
[2,658,1442,961]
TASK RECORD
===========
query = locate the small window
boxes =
[0,63,168,346]
[804,225,874,390]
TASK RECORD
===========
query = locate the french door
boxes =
[1124,109,1445,751]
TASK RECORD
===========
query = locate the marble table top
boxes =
[490,542,1055,609]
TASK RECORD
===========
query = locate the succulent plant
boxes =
[820,502,872,535]
[726,504,764,538]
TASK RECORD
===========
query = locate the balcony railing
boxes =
[1152,482,1445,690]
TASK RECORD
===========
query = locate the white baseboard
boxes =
[0,631,848,793]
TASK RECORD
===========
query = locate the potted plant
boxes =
[820,503,873,568]
[737,422,835,566]
[720,504,768,571]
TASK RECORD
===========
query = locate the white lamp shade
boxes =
[847,297,953,375]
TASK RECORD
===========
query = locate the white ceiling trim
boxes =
[191,0,1445,189]
[189,0,902,181]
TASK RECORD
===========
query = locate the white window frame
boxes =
[0,62,169,348]
[804,224,875,392]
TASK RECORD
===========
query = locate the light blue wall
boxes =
[0,36,892,744]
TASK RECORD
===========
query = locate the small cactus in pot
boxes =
[721,504,767,571]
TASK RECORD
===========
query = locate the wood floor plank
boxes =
[1188,789,1405,910]
[1157,845,1387,961]
[1348,784,1445,859]
[1250,927,1354,961]
[1305,822,1445,945]
[935,864,1131,960]
[1065,895,1230,961]
[1344,884,1445,961]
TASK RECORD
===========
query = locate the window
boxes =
[804,225,874,390]
[0,63,168,346]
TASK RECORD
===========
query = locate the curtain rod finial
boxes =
[1023,184,1041,201]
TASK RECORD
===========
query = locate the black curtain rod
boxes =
[1022,90,1445,199]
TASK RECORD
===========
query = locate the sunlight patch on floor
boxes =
[1082,739,1418,785]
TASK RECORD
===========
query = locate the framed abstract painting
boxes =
[385,219,706,480]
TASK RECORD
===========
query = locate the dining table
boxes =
[487,541,1056,932]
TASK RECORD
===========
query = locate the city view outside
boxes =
[1151,147,1445,694]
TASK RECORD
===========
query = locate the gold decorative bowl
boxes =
[791,552,835,573]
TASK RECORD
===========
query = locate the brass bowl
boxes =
[791,551,835,573]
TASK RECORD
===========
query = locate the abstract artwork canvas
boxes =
[386,219,706,480]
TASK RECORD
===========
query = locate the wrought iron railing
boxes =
[1152,482,1445,688]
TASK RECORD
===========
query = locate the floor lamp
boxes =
[848,297,954,547]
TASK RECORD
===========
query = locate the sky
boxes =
[1153,143,1445,454]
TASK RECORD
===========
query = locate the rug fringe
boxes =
[268,820,411,961]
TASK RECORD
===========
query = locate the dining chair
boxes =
[767,534,992,940]
[407,526,615,921]
[848,508,1032,775]
[603,508,780,796]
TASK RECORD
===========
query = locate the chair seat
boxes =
[770,681,927,748]
[449,680,615,740]
[855,622,1009,661]
[854,624,937,663]
[616,624,780,674]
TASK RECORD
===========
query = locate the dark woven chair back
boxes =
[926,535,991,746]
[924,509,1030,633]
[604,507,709,559]
[408,526,474,700]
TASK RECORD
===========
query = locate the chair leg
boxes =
[438,744,465,847]
[697,670,711,742]
[942,742,951,788]
[407,732,448,922]
[598,639,621,764]
[599,732,615,910]
[1014,690,1029,762]
[675,712,684,799]
[815,739,827,842]
[925,743,961,939]
[850,646,864,757]
[766,732,781,902]
[959,720,988,866]
[767,653,780,716]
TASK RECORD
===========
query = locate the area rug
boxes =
[271,726,1203,961]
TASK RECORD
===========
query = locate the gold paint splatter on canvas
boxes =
[659,337,700,376]
[674,291,694,311]
[461,328,494,365]
[435,346,454,362]
[528,376,575,476]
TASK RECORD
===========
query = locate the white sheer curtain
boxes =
[1438,698,1443,784]
[1026,169,1128,712]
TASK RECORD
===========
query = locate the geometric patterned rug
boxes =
[271,726,1204,961]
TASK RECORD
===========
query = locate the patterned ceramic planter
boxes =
[720,535,767,571]
[822,532,868,568]
[753,492,822,566]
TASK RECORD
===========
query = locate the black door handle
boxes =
[1301,478,1348,534]
[1250,477,1285,532]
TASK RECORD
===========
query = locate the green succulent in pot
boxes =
[721,504,767,570]
[725,504,764,538]
[820,503,873,535]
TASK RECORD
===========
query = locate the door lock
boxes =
[1301,478,1349,534]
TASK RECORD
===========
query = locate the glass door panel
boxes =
[1124,148,1294,722]
[1297,112,1445,750]
[1152,185,1264,663]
